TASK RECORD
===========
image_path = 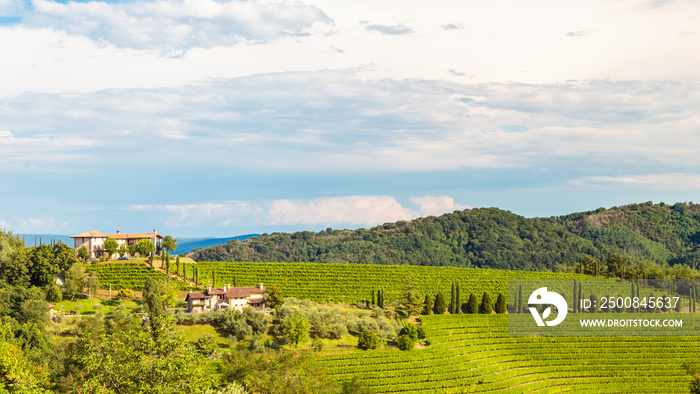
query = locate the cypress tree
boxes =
[578,283,583,312]
[175,255,180,277]
[423,294,433,315]
[455,283,461,314]
[479,291,493,314]
[518,285,523,314]
[573,280,578,313]
[434,291,447,314]
[693,290,695,312]
[467,293,479,314]
[495,293,507,314]
[371,289,376,307]
[450,283,456,314]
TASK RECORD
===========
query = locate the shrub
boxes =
[197,333,219,356]
[399,323,420,340]
[341,377,372,394]
[358,330,380,350]
[117,288,134,300]
[312,337,324,352]
[417,326,426,340]
[45,284,63,303]
[396,334,415,351]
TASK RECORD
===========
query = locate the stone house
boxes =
[185,283,266,313]
[70,229,163,259]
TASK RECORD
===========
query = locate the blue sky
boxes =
[1,0,700,237]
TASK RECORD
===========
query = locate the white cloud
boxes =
[0,0,22,14]
[2,75,700,175]
[24,0,331,50]
[129,195,419,228]
[410,195,470,217]
[18,216,55,232]
[266,196,417,226]
[569,174,700,190]
[365,24,414,36]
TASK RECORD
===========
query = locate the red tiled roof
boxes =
[186,292,211,301]
[111,233,164,239]
[71,231,106,238]
[198,286,267,298]
[225,286,266,298]
[71,231,163,239]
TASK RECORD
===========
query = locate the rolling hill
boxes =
[189,201,700,271]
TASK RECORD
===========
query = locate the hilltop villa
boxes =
[70,229,163,259]
[186,283,267,313]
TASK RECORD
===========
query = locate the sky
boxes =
[1,0,700,237]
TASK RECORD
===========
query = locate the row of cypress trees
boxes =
[423,287,507,315]
[367,288,386,309]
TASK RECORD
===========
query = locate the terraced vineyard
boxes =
[189,262,588,304]
[86,262,189,290]
[315,314,697,393]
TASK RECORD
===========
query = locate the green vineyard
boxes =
[186,262,589,304]
[86,262,189,290]
[315,314,698,393]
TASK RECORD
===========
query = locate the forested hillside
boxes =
[189,202,700,271]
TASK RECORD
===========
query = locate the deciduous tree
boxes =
[283,314,310,349]
[64,262,86,301]
[86,271,100,303]
[78,245,89,262]
[103,238,118,258]
[264,285,284,310]
[162,235,177,255]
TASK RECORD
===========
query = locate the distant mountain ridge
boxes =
[19,234,73,247]
[175,234,259,254]
[15,233,259,254]
[189,202,700,271]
